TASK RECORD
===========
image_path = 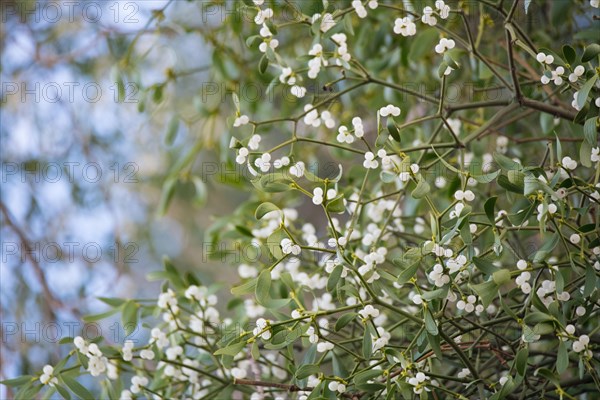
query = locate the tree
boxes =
[2,0,600,399]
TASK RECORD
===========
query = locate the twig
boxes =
[233,379,312,392]
[0,201,72,319]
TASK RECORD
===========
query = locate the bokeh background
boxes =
[1,1,258,393]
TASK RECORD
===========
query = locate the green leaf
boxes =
[1,376,33,387]
[499,294,518,320]
[326,264,343,292]
[411,175,430,199]
[82,308,120,322]
[303,167,325,183]
[540,112,553,134]
[509,203,535,226]
[231,278,257,296]
[497,174,524,194]
[431,146,460,173]
[354,369,382,384]
[363,325,373,359]
[152,84,164,104]
[296,364,321,379]
[259,172,292,193]
[14,381,40,400]
[562,45,576,64]
[470,280,498,307]
[251,341,260,360]
[380,171,397,183]
[472,257,498,275]
[375,129,389,147]
[255,202,281,220]
[574,104,590,124]
[583,265,597,298]
[192,176,207,206]
[266,228,287,260]
[493,152,521,171]
[55,384,72,400]
[114,73,126,103]
[162,256,186,288]
[581,140,593,168]
[265,20,278,36]
[344,13,355,35]
[532,233,559,262]
[267,329,291,348]
[326,195,346,214]
[41,387,57,400]
[255,269,272,306]
[460,218,472,245]
[556,340,569,374]
[259,298,291,310]
[524,311,553,324]
[534,322,555,336]
[59,337,74,345]
[121,300,139,336]
[534,368,560,387]
[409,28,439,61]
[246,35,262,48]
[443,52,459,69]
[582,43,600,62]
[214,341,245,356]
[427,332,443,360]
[61,376,94,400]
[355,381,386,393]
[387,117,400,142]
[77,350,89,370]
[472,170,500,183]
[492,269,511,285]
[524,175,553,196]
[397,260,420,285]
[157,177,177,216]
[97,297,127,307]
[538,47,566,66]
[334,313,357,332]
[583,117,598,146]
[484,196,497,224]
[507,170,525,189]
[424,308,438,336]
[164,115,179,146]
[385,383,398,400]
[258,54,269,74]
[515,347,528,377]
[437,61,449,78]
[556,135,562,160]
[577,75,598,110]
[231,92,240,113]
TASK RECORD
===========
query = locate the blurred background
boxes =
[1,1,332,390]
[0,0,260,391]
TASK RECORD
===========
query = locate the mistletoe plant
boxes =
[4,0,600,399]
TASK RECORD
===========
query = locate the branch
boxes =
[0,201,72,320]
[233,379,312,392]
[505,23,523,103]
[368,77,439,105]
[521,97,578,122]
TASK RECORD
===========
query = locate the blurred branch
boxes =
[233,379,313,392]
[0,201,76,320]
